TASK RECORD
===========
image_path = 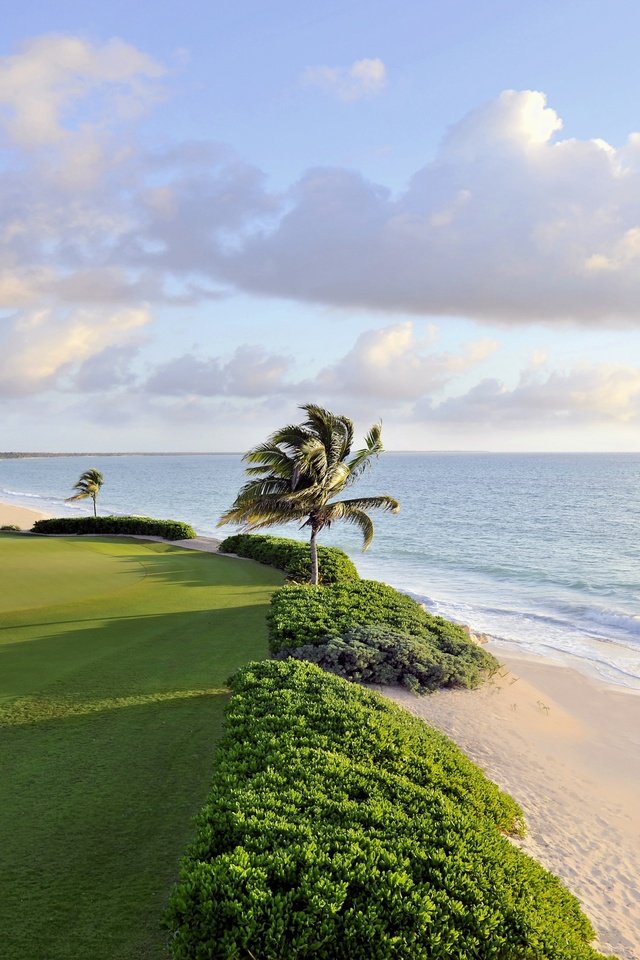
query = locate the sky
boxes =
[1,0,640,451]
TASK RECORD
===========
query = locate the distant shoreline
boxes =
[0,452,244,459]
[2,450,638,459]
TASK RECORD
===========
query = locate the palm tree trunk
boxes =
[309,528,319,585]
[93,494,97,517]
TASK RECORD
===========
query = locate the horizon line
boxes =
[2,450,639,457]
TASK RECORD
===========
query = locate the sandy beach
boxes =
[0,502,50,530]
[383,653,640,960]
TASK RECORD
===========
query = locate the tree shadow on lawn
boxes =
[0,691,232,960]
[0,603,273,713]
[80,538,284,591]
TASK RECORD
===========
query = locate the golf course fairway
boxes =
[0,534,282,960]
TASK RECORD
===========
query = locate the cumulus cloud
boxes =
[140,322,499,404]
[0,305,150,395]
[4,41,640,330]
[144,345,292,397]
[0,34,163,147]
[305,321,498,400]
[416,363,640,425]
[218,90,640,326]
[303,58,387,102]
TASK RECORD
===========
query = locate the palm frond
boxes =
[324,461,350,495]
[268,425,313,453]
[329,494,400,514]
[346,422,384,482]
[218,494,309,528]
[337,507,375,550]
[243,444,295,477]
[230,477,293,502]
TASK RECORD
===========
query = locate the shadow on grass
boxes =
[0,603,272,713]
[0,691,232,960]
[0,536,283,958]
[70,537,284,590]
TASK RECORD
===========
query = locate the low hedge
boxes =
[278,624,467,694]
[31,515,196,540]
[268,579,498,689]
[218,533,359,584]
[166,659,606,959]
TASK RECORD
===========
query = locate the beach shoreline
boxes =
[0,501,51,530]
[382,650,640,960]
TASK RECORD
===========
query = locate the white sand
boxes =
[382,654,640,959]
[0,502,50,530]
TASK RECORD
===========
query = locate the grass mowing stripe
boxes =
[0,535,282,960]
[0,687,230,726]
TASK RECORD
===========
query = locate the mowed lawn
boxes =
[0,534,282,960]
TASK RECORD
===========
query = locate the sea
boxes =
[1,452,638,691]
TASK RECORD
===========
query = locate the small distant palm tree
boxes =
[67,469,104,517]
[218,404,399,584]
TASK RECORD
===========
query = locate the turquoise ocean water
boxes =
[1,452,638,690]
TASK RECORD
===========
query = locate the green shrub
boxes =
[31,515,196,541]
[218,533,359,584]
[0,524,21,532]
[268,580,498,688]
[166,660,607,960]
[277,624,456,693]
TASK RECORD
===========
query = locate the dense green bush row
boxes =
[166,660,606,960]
[278,624,469,694]
[31,515,196,540]
[218,533,359,583]
[268,579,498,689]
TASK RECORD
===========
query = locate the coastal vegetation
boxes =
[268,578,498,690]
[166,659,608,960]
[0,533,281,960]
[218,532,359,583]
[66,468,104,516]
[4,505,613,958]
[32,515,196,540]
[218,404,399,583]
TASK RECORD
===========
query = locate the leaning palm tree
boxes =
[218,404,399,584]
[66,468,104,517]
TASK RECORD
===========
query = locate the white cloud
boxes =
[442,89,563,159]
[4,52,640,331]
[0,34,163,147]
[144,345,291,397]
[303,58,387,102]
[306,322,498,400]
[219,90,640,326]
[0,305,150,395]
[141,323,497,404]
[416,362,640,425]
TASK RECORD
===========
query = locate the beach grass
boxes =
[0,534,282,960]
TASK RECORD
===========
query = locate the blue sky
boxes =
[1,1,640,450]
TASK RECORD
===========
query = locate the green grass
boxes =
[0,534,282,960]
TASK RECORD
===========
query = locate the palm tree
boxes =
[218,404,399,584]
[66,468,104,517]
